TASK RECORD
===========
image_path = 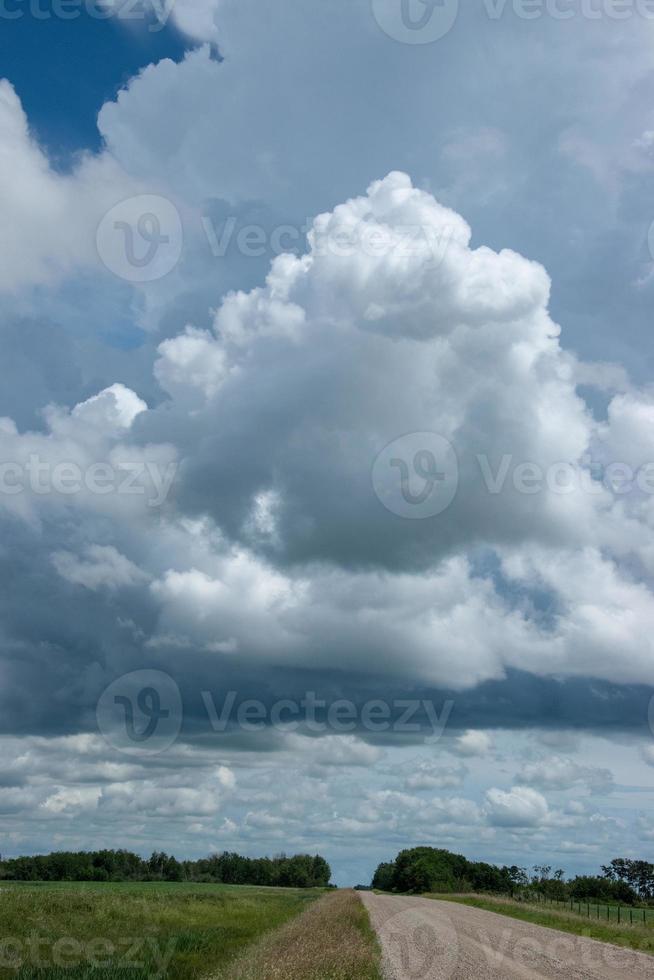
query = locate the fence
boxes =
[527,891,654,927]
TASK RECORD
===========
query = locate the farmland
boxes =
[0,881,381,979]
[0,881,320,978]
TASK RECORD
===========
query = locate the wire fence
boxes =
[524,892,654,927]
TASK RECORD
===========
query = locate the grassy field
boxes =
[0,881,322,978]
[218,889,382,980]
[427,893,654,957]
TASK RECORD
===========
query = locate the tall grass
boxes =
[0,881,320,979]
[217,890,382,980]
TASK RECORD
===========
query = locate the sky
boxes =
[0,0,654,887]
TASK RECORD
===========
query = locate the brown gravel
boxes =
[361,892,654,980]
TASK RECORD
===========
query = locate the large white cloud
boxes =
[485,786,549,828]
[0,82,143,294]
[2,172,654,694]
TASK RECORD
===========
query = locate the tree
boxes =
[372,862,396,891]
[0,848,330,887]
[602,858,654,900]
[505,866,529,889]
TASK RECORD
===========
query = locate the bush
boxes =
[569,876,638,905]
[372,847,513,895]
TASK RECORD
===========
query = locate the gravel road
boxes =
[360,892,653,980]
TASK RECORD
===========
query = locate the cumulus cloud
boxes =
[167,0,221,43]
[52,545,149,592]
[485,786,549,828]
[1,173,654,709]
[0,82,143,294]
[517,756,614,794]
[41,787,102,814]
[291,736,385,770]
[451,731,493,758]
[404,763,467,791]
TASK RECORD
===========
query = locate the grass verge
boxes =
[426,893,654,957]
[216,889,382,980]
[0,880,321,979]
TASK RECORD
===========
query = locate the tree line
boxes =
[0,849,331,888]
[372,847,654,905]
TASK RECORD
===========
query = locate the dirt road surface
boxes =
[360,892,653,980]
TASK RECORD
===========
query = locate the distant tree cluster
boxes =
[372,847,515,895]
[0,849,331,888]
[371,848,651,906]
[601,858,654,901]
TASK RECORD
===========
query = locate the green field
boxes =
[427,893,654,957]
[0,881,322,979]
